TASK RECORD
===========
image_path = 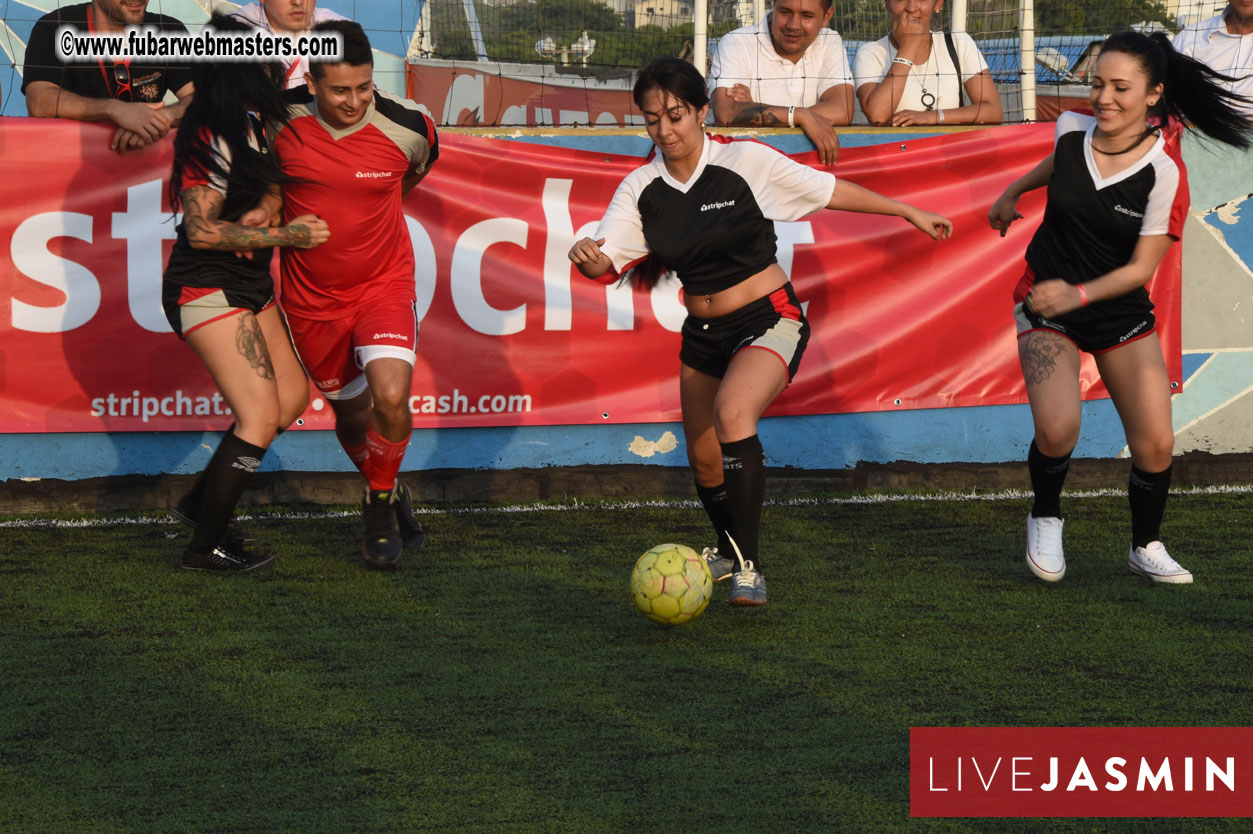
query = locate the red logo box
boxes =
[911,727,1253,817]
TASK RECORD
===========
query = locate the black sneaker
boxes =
[362,488,402,567]
[170,500,254,550]
[181,542,274,573]
[393,481,426,550]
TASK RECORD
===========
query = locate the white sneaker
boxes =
[1026,514,1066,582]
[1129,541,1193,584]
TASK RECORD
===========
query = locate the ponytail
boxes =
[621,256,668,291]
[1101,30,1253,150]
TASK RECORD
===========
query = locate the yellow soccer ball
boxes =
[630,543,713,626]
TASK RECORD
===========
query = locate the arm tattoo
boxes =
[236,313,275,381]
[280,224,311,247]
[182,186,276,251]
[730,104,784,127]
[1020,332,1067,387]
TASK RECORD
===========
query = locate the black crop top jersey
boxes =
[165,116,274,288]
[1025,111,1186,290]
[595,134,837,296]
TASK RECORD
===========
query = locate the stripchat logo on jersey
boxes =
[910,727,1253,818]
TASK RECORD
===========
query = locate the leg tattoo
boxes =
[236,313,275,380]
[1020,333,1066,386]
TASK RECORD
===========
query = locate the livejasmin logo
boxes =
[927,754,1235,793]
[910,727,1253,818]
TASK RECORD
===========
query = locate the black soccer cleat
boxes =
[392,481,426,550]
[362,488,403,567]
[181,542,274,573]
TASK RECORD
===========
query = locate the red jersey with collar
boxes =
[273,88,438,319]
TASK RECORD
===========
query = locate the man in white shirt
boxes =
[232,0,348,89]
[708,0,853,164]
[1173,1,1253,116]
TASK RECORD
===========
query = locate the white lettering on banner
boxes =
[113,179,176,333]
[404,215,437,321]
[450,216,528,335]
[10,212,99,333]
[408,388,533,415]
[542,178,603,331]
[775,220,816,316]
[650,272,685,333]
[89,389,230,420]
[605,280,634,331]
[6,173,780,338]
[543,178,575,331]
[775,220,815,282]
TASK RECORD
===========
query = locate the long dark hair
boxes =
[168,13,290,217]
[623,58,708,291]
[1100,30,1253,150]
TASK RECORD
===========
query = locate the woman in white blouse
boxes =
[854,0,1002,125]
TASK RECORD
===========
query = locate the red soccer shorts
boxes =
[286,299,418,400]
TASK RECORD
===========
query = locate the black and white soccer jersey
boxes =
[595,134,836,296]
[1024,111,1187,298]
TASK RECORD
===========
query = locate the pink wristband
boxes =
[1076,283,1089,306]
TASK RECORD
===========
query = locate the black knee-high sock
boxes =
[1028,440,1072,519]
[189,430,267,552]
[695,482,735,555]
[1129,464,1172,548]
[719,434,766,572]
[177,423,238,520]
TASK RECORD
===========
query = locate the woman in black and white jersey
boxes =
[163,15,329,573]
[570,58,951,606]
[989,31,1252,585]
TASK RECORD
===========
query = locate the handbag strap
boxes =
[943,31,968,108]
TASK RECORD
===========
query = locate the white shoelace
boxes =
[1035,517,1064,556]
[1139,542,1184,572]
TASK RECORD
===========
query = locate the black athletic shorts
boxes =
[1013,267,1155,353]
[1014,298,1155,354]
[680,284,810,381]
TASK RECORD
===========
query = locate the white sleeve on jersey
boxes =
[1140,156,1180,237]
[1054,110,1090,146]
[595,171,651,272]
[745,142,837,221]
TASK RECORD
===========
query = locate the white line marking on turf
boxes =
[3,484,1253,528]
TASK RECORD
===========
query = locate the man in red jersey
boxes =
[273,20,438,567]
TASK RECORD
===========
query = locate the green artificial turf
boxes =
[0,492,1250,833]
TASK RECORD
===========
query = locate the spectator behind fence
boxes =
[232,0,348,89]
[1172,1,1253,116]
[707,0,853,165]
[854,0,1001,126]
[22,0,193,154]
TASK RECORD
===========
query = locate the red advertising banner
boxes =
[0,117,1182,433]
[911,727,1253,817]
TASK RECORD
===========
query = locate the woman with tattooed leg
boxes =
[988,31,1251,585]
[162,15,329,572]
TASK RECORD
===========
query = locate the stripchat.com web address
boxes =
[56,25,342,62]
[87,388,533,422]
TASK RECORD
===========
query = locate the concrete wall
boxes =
[1,127,1250,502]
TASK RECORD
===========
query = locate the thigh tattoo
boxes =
[236,313,275,380]
[1020,332,1067,386]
